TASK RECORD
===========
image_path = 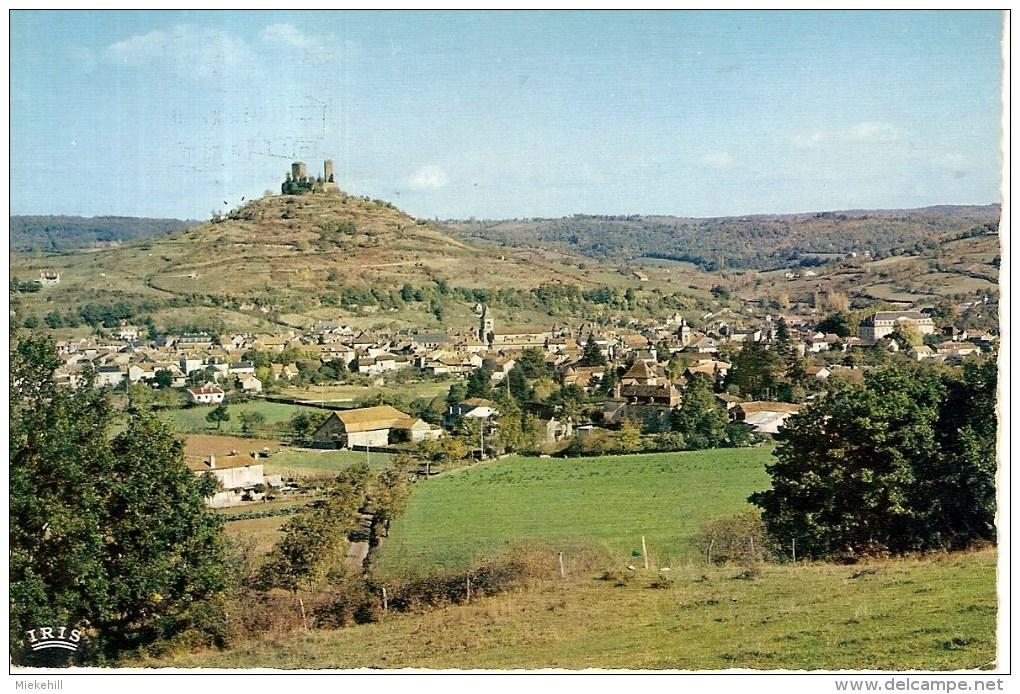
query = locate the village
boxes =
[43,296,998,508]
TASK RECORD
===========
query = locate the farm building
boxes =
[187,455,267,508]
[733,401,802,435]
[311,405,438,449]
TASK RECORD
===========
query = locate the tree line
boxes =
[10,215,196,253]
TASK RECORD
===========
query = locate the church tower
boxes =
[479,305,494,344]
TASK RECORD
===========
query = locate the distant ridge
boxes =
[441,204,1000,273]
[10,215,200,253]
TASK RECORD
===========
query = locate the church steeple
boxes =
[479,305,494,344]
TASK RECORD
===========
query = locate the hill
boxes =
[441,204,1000,272]
[9,193,624,334]
[8,194,1001,336]
[10,215,198,253]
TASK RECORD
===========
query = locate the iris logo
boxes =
[24,627,81,652]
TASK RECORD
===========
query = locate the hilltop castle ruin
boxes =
[281,160,341,196]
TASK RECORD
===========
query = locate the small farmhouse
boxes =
[187,455,267,509]
[311,405,434,449]
[187,384,225,404]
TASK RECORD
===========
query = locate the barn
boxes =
[311,405,437,449]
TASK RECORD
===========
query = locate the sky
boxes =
[8,10,1006,221]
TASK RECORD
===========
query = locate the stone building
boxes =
[281,159,341,195]
[858,311,936,342]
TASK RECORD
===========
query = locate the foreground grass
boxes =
[376,448,774,575]
[149,548,997,670]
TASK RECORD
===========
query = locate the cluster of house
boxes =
[50,305,994,401]
[43,303,994,507]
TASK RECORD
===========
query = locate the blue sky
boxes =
[9,10,1005,221]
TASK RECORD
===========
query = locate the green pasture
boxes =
[375,447,774,576]
[266,447,392,478]
[151,547,997,671]
[158,400,324,437]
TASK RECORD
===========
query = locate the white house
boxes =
[187,384,225,404]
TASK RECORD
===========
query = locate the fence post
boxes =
[466,575,472,603]
[558,551,565,579]
[382,587,388,614]
[641,536,649,570]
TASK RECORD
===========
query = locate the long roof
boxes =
[335,405,411,433]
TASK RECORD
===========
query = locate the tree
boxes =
[465,366,493,399]
[889,323,923,349]
[10,334,227,665]
[725,341,782,401]
[815,311,857,338]
[239,411,266,436]
[206,403,231,430]
[616,418,643,453]
[259,465,371,592]
[750,361,996,560]
[446,381,468,407]
[670,373,728,449]
[916,359,997,550]
[152,369,175,389]
[579,333,607,367]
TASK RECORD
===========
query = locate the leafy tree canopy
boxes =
[750,359,997,560]
[10,334,227,665]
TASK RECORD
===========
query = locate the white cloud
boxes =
[789,122,901,149]
[260,23,338,61]
[847,121,900,143]
[934,153,969,168]
[409,165,448,190]
[787,131,828,148]
[102,25,257,82]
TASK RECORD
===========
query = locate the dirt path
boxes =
[345,541,370,572]
[344,512,374,573]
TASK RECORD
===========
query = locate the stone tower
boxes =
[282,159,341,195]
[479,306,494,344]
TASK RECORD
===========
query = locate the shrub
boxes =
[696,510,773,565]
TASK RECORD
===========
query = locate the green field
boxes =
[142,446,998,671]
[150,548,997,670]
[267,447,392,477]
[158,400,322,437]
[375,447,774,576]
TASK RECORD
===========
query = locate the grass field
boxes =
[149,547,998,670]
[266,447,392,478]
[281,379,452,405]
[142,446,998,671]
[159,400,313,437]
[374,447,774,576]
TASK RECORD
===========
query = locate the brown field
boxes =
[184,434,282,459]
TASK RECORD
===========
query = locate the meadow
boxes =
[144,446,997,670]
[374,447,774,576]
[152,547,998,670]
[158,400,311,437]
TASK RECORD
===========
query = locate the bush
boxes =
[696,510,772,565]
